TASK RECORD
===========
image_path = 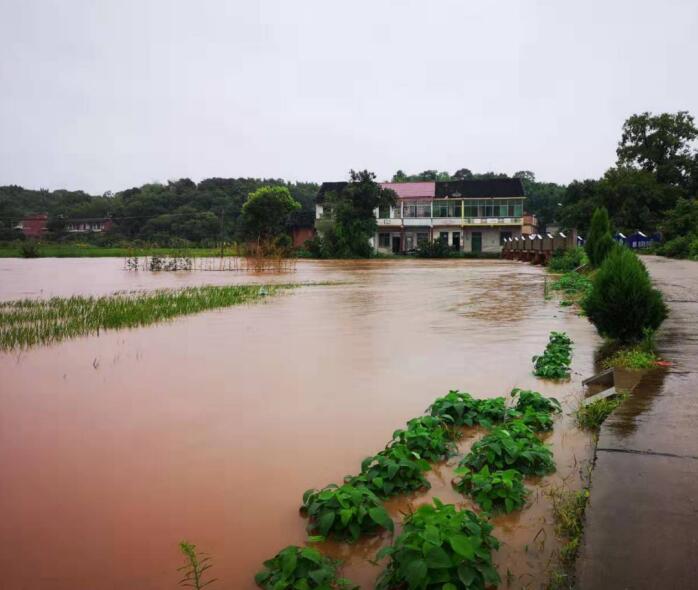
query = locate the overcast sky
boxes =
[1,0,697,194]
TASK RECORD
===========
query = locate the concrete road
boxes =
[577,256,698,589]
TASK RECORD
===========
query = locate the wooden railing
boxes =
[501,230,579,265]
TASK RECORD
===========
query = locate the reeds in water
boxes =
[0,284,294,351]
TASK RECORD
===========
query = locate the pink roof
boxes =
[380,182,435,199]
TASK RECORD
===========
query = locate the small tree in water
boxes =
[583,247,667,342]
[585,207,615,267]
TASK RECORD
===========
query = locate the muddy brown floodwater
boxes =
[0,258,600,589]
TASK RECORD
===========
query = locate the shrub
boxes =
[583,247,667,342]
[20,240,40,258]
[375,498,500,590]
[460,422,555,476]
[532,332,573,379]
[300,483,393,542]
[347,445,431,498]
[510,388,561,414]
[547,247,587,273]
[507,407,555,432]
[255,545,358,590]
[388,416,458,461]
[415,237,452,258]
[453,466,528,514]
[585,207,614,267]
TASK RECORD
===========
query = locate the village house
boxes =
[65,217,113,233]
[15,213,48,238]
[316,179,536,254]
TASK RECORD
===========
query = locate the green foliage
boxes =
[0,284,295,350]
[547,247,587,273]
[300,483,393,542]
[533,332,573,380]
[585,208,615,268]
[576,394,627,430]
[319,170,397,258]
[19,240,40,258]
[661,197,698,243]
[583,247,667,342]
[415,236,454,258]
[460,422,555,476]
[601,345,657,370]
[657,234,697,258]
[240,186,301,244]
[347,445,431,499]
[254,545,357,590]
[389,416,458,462]
[375,498,500,590]
[548,488,589,565]
[510,388,561,414]
[507,407,555,432]
[550,272,592,304]
[453,465,528,514]
[178,541,216,589]
[427,392,506,428]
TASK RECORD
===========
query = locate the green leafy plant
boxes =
[19,240,40,258]
[583,247,668,342]
[300,483,393,542]
[460,422,555,476]
[427,392,506,428]
[547,247,587,273]
[346,444,431,499]
[510,388,561,414]
[375,498,500,590]
[550,271,592,306]
[506,407,555,432]
[601,345,657,369]
[178,541,216,589]
[532,332,573,380]
[453,465,528,514]
[388,416,458,462]
[254,545,358,590]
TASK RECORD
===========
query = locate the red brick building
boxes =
[17,214,48,238]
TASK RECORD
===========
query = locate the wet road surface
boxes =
[577,256,698,589]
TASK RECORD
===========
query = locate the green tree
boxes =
[240,186,300,244]
[323,170,396,258]
[585,207,615,267]
[617,111,698,189]
[583,247,667,342]
[661,197,698,242]
[452,168,473,180]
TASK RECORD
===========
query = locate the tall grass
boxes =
[0,284,295,350]
[0,244,241,258]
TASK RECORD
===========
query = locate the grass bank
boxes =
[0,284,297,350]
[0,243,240,258]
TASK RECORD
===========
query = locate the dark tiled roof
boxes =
[435,178,525,198]
[316,182,348,203]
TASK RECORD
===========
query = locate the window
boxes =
[403,202,431,218]
[433,201,449,217]
[500,231,512,245]
[439,232,449,242]
[378,233,390,247]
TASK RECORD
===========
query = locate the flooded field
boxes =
[0,258,600,589]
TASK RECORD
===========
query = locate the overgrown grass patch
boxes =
[0,284,297,350]
[576,393,627,431]
[548,488,589,565]
[601,345,657,370]
[375,498,500,590]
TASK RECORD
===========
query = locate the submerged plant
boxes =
[300,483,393,542]
[576,393,627,430]
[375,498,500,590]
[254,545,358,590]
[532,332,573,380]
[506,407,555,432]
[347,444,431,499]
[548,488,589,565]
[460,421,555,476]
[510,388,561,414]
[453,465,528,514]
[473,397,507,426]
[178,541,216,589]
[388,416,458,462]
[427,392,507,428]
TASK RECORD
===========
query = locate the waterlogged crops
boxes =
[300,483,393,542]
[453,466,528,514]
[428,391,507,427]
[388,416,458,461]
[375,498,500,590]
[0,284,296,350]
[460,421,555,476]
[511,388,562,414]
[347,445,431,499]
[532,332,573,380]
[255,545,358,590]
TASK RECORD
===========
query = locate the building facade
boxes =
[16,213,48,238]
[65,218,113,233]
[316,179,535,254]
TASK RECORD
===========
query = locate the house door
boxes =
[471,232,482,253]
[452,232,460,250]
[391,236,401,254]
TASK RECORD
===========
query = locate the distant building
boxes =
[316,179,531,254]
[615,231,660,249]
[16,213,48,238]
[65,218,113,233]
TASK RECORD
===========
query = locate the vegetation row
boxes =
[532,332,573,380]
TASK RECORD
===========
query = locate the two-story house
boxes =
[316,178,535,254]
